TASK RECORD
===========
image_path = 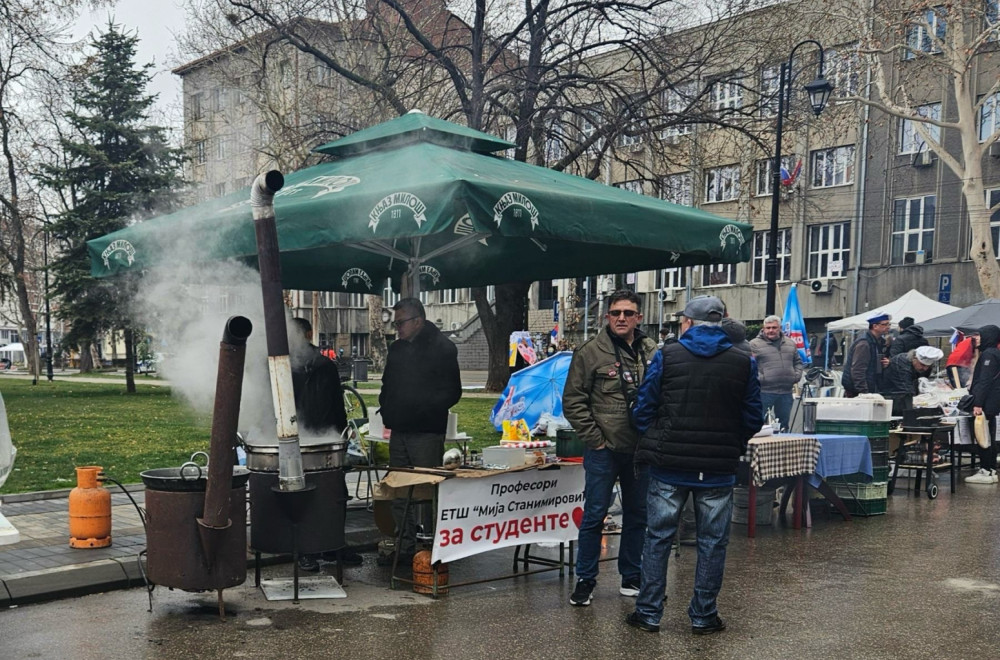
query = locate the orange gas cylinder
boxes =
[68,466,111,548]
[412,549,448,595]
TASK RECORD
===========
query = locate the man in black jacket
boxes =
[625,295,763,636]
[379,298,462,558]
[880,346,942,414]
[888,317,929,357]
[842,313,891,396]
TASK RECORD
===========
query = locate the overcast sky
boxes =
[73,0,188,124]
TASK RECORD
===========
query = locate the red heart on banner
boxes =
[571,506,584,528]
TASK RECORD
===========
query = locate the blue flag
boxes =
[781,283,812,365]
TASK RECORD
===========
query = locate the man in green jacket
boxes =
[563,289,658,607]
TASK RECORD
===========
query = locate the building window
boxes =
[825,45,860,98]
[210,88,224,113]
[544,117,568,163]
[348,293,365,308]
[807,223,851,278]
[486,285,496,302]
[193,140,206,164]
[656,267,686,289]
[891,195,936,264]
[215,137,228,161]
[616,97,645,149]
[980,93,1000,142]
[578,105,603,155]
[661,172,693,206]
[701,263,737,287]
[213,182,227,198]
[898,104,941,154]
[811,145,855,188]
[905,7,946,59]
[756,156,798,197]
[752,229,792,283]
[661,82,695,138]
[985,189,1000,258]
[704,165,740,203]
[440,289,458,304]
[760,64,780,118]
[710,76,743,112]
[615,180,644,195]
[191,93,203,121]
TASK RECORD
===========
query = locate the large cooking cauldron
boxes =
[248,468,346,555]
[142,465,250,591]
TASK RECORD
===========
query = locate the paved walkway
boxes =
[0,471,384,607]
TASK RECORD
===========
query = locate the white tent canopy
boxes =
[825,289,960,332]
[0,343,24,362]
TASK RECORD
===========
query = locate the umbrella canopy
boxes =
[916,298,1000,337]
[825,289,960,332]
[491,351,572,431]
[87,112,752,292]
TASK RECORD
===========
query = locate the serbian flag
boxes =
[780,159,802,187]
[781,283,812,365]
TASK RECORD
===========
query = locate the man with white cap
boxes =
[842,312,892,397]
[880,345,944,414]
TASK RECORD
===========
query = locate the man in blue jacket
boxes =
[625,295,763,635]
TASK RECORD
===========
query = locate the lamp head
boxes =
[804,75,834,116]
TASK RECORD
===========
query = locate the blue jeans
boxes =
[761,392,793,432]
[576,447,648,584]
[635,480,734,627]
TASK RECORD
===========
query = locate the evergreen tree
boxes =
[43,23,183,388]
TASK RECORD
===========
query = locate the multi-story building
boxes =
[174,0,1000,367]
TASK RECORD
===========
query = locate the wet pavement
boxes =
[3,471,1000,658]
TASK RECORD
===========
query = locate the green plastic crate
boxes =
[815,420,893,438]
[831,481,888,500]
[872,451,889,468]
[841,497,887,517]
[828,466,890,483]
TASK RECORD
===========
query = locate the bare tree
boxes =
[805,0,1000,297]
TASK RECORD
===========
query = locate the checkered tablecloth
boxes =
[747,435,823,486]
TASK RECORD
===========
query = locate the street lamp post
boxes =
[765,39,835,316]
[43,228,53,381]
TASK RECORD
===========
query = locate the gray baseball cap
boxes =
[683,295,724,322]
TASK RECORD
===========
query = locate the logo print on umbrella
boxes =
[341,268,373,290]
[493,192,539,229]
[368,192,427,231]
[100,239,136,268]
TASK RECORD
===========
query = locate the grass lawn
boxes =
[0,379,503,494]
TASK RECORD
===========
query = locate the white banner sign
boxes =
[432,466,585,563]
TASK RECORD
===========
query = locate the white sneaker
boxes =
[964,468,997,484]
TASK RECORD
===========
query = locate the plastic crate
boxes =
[815,420,893,438]
[828,466,890,483]
[841,497,887,517]
[810,397,891,422]
[869,436,889,453]
[831,481,888,500]
[872,451,889,468]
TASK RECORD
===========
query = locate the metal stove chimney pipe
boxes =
[250,170,305,491]
[197,315,253,564]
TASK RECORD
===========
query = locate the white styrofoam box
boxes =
[807,397,891,422]
[482,445,526,469]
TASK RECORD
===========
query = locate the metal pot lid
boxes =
[141,466,251,492]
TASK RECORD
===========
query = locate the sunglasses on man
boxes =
[607,309,638,318]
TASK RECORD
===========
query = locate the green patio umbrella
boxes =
[88,111,752,293]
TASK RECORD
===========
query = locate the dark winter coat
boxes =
[292,346,348,435]
[888,325,929,357]
[842,331,884,395]
[970,325,1000,417]
[880,352,922,398]
[379,321,462,433]
[632,325,764,475]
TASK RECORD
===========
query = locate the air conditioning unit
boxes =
[903,250,927,265]
[658,288,677,303]
[450,321,461,330]
[991,142,1000,158]
[809,278,833,294]
[912,150,935,168]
